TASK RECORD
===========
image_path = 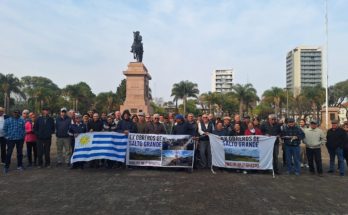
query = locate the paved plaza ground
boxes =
[1,144,348,215]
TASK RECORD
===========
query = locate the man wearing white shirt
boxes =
[197,114,214,169]
[0,107,9,164]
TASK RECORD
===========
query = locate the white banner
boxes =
[208,134,276,170]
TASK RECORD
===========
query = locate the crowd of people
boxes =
[1,106,348,176]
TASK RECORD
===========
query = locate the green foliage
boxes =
[0,73,24,113]
[95,91,117,114]
[171,80,199,114]
[150,101,166,115]
[329,79,348,106]
[178,99,201,116]
[262,87,287,118]
[232,83,258,116]
[115,79,126,106]
[21,76,61,113]
[63,82,95,114]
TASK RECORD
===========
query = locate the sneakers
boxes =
[17,166,24,171]
[305,164,309,168]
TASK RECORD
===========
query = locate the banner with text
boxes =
[208,134,276,170]
[127,133,195,168]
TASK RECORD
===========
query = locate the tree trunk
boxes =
[183,96,187,115]
[239,98,244,116]
[76,99,78,112]
[3,92,7,114]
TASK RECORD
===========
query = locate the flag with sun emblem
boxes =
[71,132,128,163]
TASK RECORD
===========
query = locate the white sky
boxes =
[0,0,347,100]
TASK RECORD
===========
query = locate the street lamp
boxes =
[284,88,289,118]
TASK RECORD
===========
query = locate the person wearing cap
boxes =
[326,120,346,176]
[136,112,147,133]
[261,114,282,174]
[34,107,55,168]
[3,110,25,174]
[0,107,9,164]
[172,114,191,135]
[55,108,72,167]
[303,120,326,176]
[281,118,305,176]
[68,114,87,169]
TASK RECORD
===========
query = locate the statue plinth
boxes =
[120,62,153,115]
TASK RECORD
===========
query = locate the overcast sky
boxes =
[0,0,347,101]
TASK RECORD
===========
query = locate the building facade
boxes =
[211,69,234,93]
[286,46,323,96]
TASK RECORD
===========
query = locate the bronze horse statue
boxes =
[130,31,143,62]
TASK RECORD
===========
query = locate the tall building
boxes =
[286,46,323,96]
[211,69,234,93]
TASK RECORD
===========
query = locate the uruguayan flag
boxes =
[71,132,128,163]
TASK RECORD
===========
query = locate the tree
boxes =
[63,82,95,114]
[21,76,61,113]
[178,99,201,116]
[329,79,348,106]
[232,83,258,116]
[0,73,25,113]
[95,91,117,113]
[115,79,126,107]
[262,87,287,118]
[171,81,199,114]
[301,85,325,121]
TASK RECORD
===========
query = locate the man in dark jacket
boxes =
[34,107,55,168]
[116,110,137,134]
[172,114,191,135]
[56,108,71,166]
[281,118,305,175]
[261,114,282,174]
[326,120,346,176]
[145,114,166,134]
[87,113,104,132]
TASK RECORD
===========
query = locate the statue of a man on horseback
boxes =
[130,31,144,62]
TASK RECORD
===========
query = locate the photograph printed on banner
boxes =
[129,147,162,161]
[162,137,192,150]
[224,148,260,162]
[161,150,194,167]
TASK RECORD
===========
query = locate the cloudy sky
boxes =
[0,0,347,101]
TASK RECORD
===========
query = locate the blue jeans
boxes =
[5,139,24,169]
[329,147,345,175]
[285,145,300,174]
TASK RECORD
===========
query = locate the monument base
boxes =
[120,62,153,115]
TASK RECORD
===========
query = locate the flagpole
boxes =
[325,0,329,130]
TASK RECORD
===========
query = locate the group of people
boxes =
[1,106,348,176]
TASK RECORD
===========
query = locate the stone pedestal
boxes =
[120,62,153,115]
[320,107,340,129]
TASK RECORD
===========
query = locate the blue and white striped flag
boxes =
[71,132,128,163]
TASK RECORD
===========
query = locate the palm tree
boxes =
[262,87,286,118]
[301,85,325,122]
[232,83,258,116]
[0,73,24,113]
[171,81,200,114]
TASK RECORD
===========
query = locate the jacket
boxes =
[56,116,71,138]
[326,127,346,149]
[25,120,37,142]
[244,128,262,136]
[87,120,104,132]
[145,122,166,134]
[116,119,138,133]
[303,127,326,148]
[281,125,305,146]
[173,121,191,135]
[34,116,55,140]
[261,122,281,144]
